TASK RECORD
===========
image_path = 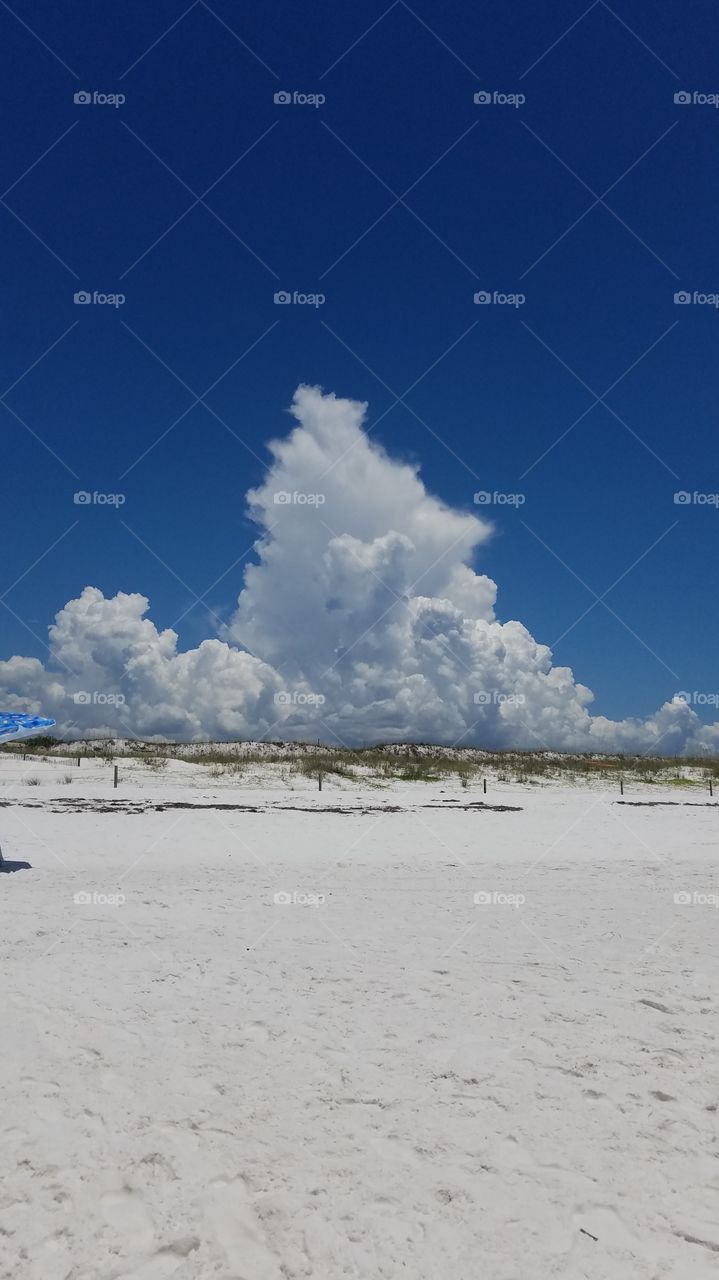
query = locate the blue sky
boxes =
[1,0,717,732]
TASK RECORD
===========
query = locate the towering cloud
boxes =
[1,386,716,753]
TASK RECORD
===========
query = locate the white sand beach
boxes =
[1,756,717,1278]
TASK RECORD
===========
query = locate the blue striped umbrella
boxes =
[0,713,56,741]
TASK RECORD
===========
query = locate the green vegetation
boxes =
[1,737,716,788]
[294,754,357,780]
[0,735,59,753]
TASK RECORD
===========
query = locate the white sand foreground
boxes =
[1,758,717,1279]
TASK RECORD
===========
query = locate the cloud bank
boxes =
[2,385,717,754]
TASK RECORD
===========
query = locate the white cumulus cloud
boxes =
[1,384,717,754]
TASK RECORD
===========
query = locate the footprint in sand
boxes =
[205,1177,282,1279]
[102,1187,154,1248]
[115,1240,199,1280]
[240,1021,271,1043]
